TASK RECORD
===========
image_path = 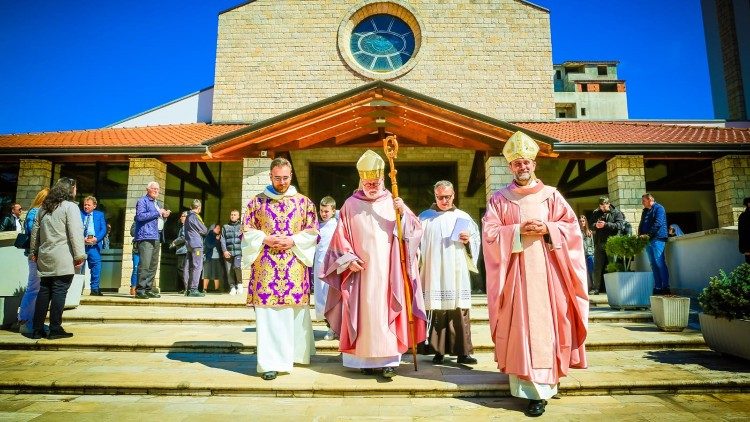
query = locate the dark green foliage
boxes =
[604,235,649,273]
[698,263,750,321]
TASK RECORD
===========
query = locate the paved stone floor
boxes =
[1,393,749,421]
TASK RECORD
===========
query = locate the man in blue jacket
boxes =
[81,196,108,296]
[134,181,171,299]
[638,193,670,295]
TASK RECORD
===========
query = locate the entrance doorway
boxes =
[309,163,458,213]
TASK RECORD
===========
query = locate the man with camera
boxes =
[590,196,625,295]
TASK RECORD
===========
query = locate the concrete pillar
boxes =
[606,155,646,228]
[241,158,272,211]
[240,157,272,286]
[484,156,512,202]
[712,155,750,227]
[119,158,167,294]
[16,160,52,220]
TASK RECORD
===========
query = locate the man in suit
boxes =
[81,196,108,296]
[0,202,22,232]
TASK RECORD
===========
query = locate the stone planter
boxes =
[604,271,654,310]
[699,313,750,360]
[64,274,84,309]
[650,296,690,332]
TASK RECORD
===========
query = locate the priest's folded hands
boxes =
[520,219,549,235]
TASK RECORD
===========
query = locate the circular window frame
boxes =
[338,1,424,80]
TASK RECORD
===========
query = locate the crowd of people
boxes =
[6,131,750,418]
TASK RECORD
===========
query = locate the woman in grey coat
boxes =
[29,178,86,340]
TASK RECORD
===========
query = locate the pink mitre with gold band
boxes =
[503,131,540,162]
[357,149,385,179]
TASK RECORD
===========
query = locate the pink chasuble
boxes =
[482,181,589,385]
[321,189,427,358]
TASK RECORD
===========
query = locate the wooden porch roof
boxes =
[205,81,557,159]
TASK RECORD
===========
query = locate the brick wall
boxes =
[213,0,554,123]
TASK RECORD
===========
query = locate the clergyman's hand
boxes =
[347,260,365,272]
[458,231,470,244]
[393,197,405,214]
[275,236,295,251]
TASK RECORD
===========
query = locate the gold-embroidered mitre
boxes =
[503,131,539,162]
[356,149,385,179]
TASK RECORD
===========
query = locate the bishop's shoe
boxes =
[382,367,396,378]
[524,399,547,417]
[261,371,277,381]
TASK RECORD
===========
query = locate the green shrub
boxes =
[604,235,649,273]
[698,263,750,321]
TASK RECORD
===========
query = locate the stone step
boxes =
[60,303,653,325]
[79,292,612,308]
[0,349,746,397]
[5,393,750,420]
[0,321,706,353]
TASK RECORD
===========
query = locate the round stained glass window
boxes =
[350,14,415,73]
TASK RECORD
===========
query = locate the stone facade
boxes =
[712,155,750,227]
[291,146,485,220]
[15,160,52,215]
[120,158,167,294]
[606,155,646,228]
[213,0,554,123]
[484,156,512,203]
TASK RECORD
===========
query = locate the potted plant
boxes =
[603,235,653,310]
[697,263,750,360]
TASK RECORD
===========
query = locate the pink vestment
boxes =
[482,181,588,385]
[321,189,427,358]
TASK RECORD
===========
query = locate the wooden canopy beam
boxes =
[466,151,487,197]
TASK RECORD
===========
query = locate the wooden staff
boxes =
[383,134,418,371]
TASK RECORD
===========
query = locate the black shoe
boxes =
[432,353,444,364]
[262,371,277,380]
[360,368,375,375]
[382,367,396,378]
[457,355,478,365]
[90,290,104,296]
[47,330,73,340]
[524,399,547,417]
[187,290,205,297]
[134,293,149,299]
[30,330,46,339]
[145,291,161,298]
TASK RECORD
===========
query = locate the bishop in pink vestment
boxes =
[482,131,588,417]
[321,150,427,379]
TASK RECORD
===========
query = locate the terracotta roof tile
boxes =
[514,121,750,144]
[0,123,248,149]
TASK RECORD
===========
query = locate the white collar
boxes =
[263,185,298,200]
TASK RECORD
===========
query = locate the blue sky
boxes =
[0,0,713,134]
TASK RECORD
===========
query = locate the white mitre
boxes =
[503,131,540,162]
[356,149,385,179]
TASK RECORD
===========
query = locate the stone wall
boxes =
[15,160,52,214]
[713,155,750,227]
[213,0,554,123]
[606,155,646,228]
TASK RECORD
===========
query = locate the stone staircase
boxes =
[0,293,748,398]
